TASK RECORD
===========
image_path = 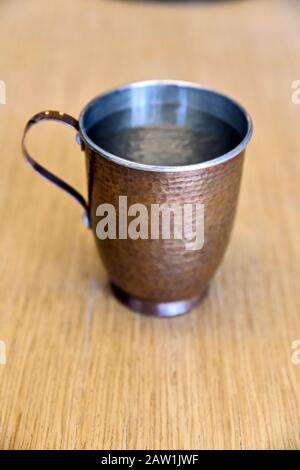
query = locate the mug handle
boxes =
[21,110,90,227]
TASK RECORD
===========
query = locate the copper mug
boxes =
[22,80,252,317]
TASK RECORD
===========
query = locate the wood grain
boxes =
[0,0,300,450]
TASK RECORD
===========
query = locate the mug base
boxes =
[110,282,209,317]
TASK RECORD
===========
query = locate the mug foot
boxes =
[110,282,209,317]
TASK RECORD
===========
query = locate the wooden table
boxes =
[0,0,300,450]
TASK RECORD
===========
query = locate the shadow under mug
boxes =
[22,80,252,317]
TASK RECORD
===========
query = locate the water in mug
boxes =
[88,104,242,166]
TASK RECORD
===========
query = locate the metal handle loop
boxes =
[21,110,90,227]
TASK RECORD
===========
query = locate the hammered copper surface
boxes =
[21,108,246,308]
[86,146,245,302]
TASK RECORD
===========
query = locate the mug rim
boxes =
[78,79,253,172]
